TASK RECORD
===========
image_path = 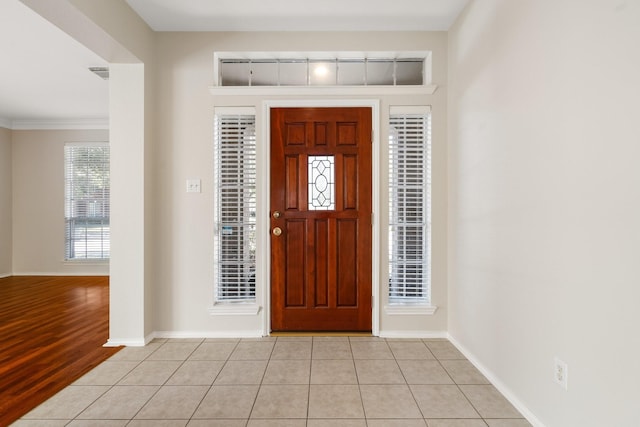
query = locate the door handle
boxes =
[272,227,282,236]
[273,211,281,219]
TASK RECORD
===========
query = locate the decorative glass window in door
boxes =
[308,155,335,210]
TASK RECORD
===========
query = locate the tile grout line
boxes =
[69,340,164,424]
[243,337,277,421]
[306,337,314,425]
[427,339,488,425]
[350,335,371,424]
[127,338,204,423]
[187,338,242,423]
[397,339,432,422]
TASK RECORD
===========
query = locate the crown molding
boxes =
[0,118,109,130]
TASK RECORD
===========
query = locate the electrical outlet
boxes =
[186,179,201,193]
[554,357,568,390]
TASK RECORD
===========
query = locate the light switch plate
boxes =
[186,179,201,193]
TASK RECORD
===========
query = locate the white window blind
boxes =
[388,109,431,303]
[64,143,110,260]
[214,112,257,302]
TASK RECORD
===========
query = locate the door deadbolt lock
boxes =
[273,211,281,219]
[272,227,282,236]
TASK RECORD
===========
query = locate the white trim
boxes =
[0,117,11,129]
[64,141,109,148]
[380,330,448,339]
[390,105,432,115]
[448,334,547,427]
[262,99,381,336]
[62,261,109,266]
[210,85,437,97]
[104,338,146,347]
[208,303,261,316]
[9,118,109,130]
[0,273,11,279]
[143,331,158,344]
[214,50,432,62]
[258,107,270,336]
[384,304,438,315]
[11,272,108,276]
[153,330,265,339]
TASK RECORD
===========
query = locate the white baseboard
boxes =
[104,338,146,347]
[0,273,11,279]
[379,330,448,339]
[144,329,445,342]
[12,272,108,276]
[447,334,546,427]
[105,330,266,348]
[152,330,266,340]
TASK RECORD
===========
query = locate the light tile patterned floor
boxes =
[14,337,532,427]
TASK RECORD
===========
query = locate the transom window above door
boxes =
[214,51,432,87]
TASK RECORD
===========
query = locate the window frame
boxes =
[215,52,431,88]
[210,52,437,98]
[387,106,432,307]
[64,142,110,261]
[212,108,258,309]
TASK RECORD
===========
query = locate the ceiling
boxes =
[0,0,469,127]
[0,0,109,127]
[125,0,470,32]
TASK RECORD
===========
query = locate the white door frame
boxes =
[260,99,381,336]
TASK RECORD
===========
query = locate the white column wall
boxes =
[107,63,146,345]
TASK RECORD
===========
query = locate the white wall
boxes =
[39,0,158,344]
[0,127,11,276]
[448,1,640,426]
[11,129,109,275]
[107,63,148,345]
[153,31,449,337]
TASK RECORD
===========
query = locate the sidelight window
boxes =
[388,107,431,303]
[214,110,257,303]
[64,143,110,260]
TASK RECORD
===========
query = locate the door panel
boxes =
[285,219,306,307]
[336,219,358,307]
[270,107,372,332]
[342,155,358,209]
[285,155,301,210]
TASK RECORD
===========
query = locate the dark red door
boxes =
[270,107,372,331]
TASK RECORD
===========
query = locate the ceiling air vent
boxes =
[89,67,109,80]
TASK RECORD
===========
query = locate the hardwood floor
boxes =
[0,276,121,426]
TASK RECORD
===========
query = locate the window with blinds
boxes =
[388,108,431,303]
[64,143,110,260]
[214,111,257,303]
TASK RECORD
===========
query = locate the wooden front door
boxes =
[270,107,372,332]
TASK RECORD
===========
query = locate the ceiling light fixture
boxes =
[313,65,329,78]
